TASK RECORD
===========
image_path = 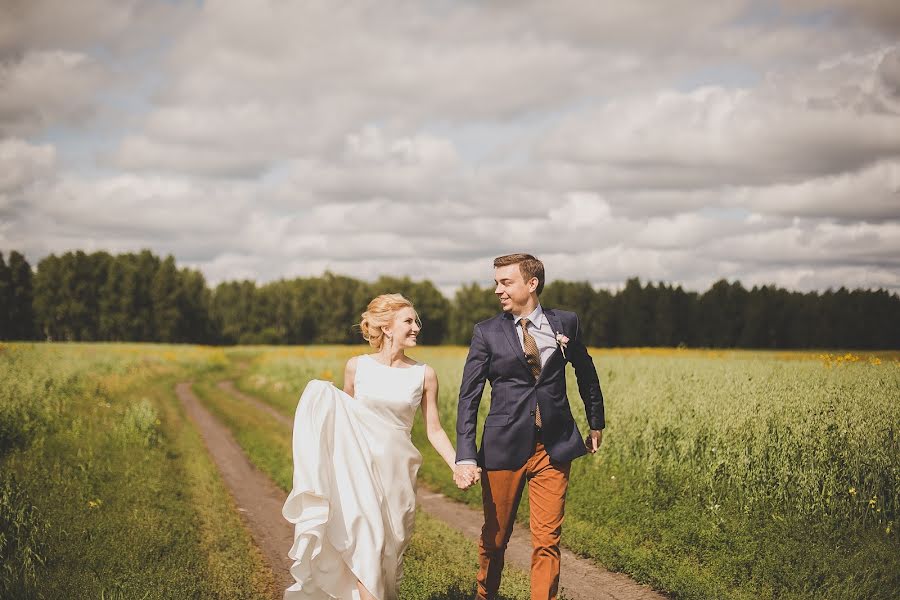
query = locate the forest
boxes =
[1,249,897,348]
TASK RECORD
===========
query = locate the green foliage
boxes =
[0,251,37,341]
[0,343,274,598]
[590,355,899,525]
[151,255,182,342]
[118,397,161,447]
[5,343,898,598]
[365,275,451,345]
[211,279,259,344]
[543,280,616,346]
[236,345,900,599]
[0,474,50,598]
[0,346,88,456]
[400,510,531,600]
[33,250,112,341]
[98,250,160,341]
[10,247,900,348]
[0,253,9,337]
[30,250,214,343]
[448,282,499,344]
[0,394,39,456]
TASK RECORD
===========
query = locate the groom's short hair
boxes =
[493,253,545,295]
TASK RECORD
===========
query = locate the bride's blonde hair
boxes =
[359,293,420,350]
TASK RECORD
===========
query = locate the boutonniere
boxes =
[555,332,569,359]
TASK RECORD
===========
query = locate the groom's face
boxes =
[494,263,537,314]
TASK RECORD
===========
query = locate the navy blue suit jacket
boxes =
[455,308,606,470]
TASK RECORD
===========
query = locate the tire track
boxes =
[214,380,667,600]
[175,382,295,596]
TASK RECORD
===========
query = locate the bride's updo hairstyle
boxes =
[359,293,421,350]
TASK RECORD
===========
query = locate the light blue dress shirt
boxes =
[513,304,557,368]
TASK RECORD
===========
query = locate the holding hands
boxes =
[453,463,481,490]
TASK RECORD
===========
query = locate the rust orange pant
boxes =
[476,436,571,600]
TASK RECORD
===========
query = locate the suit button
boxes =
[529,410,535,416]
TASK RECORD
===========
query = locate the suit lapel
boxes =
[500,313,531,372]
[537,309,565,383]
[544,308,565,340]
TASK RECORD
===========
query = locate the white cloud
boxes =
[0,50,109,135]
[2,0,899,294]
[3,172,256,261]
[281,127,464,204]
[732,160,900,222]
[0,138,55,195]
[796,0,900,36]
[538,47,900,191]
[703,219,900,267]
[0,0,192,55]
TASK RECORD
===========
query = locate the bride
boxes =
[282,293,479,600]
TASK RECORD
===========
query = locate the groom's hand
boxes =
[585,429,603,453]
[453,464,481,489]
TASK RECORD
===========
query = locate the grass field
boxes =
[235,345,900,600]
[2,342,898,599]
[0,343,530,599]
[0,343,279,599]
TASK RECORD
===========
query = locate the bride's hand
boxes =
[453,464,481,490]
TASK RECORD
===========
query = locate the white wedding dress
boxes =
[282,354,426,600]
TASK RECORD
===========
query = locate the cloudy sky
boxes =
[2,0,899,295]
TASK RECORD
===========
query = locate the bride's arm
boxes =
[342,356,358,396]
[421,365,464,472]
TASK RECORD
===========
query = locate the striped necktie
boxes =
[520,318,543,428]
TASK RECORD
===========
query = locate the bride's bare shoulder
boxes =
[342,356,363,394]
[344,355,361,372]
[423,364,438,386]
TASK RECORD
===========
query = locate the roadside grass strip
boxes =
[0,343,271,599]
[191,376,535,600]
[230,345,900,600]
[158,378,279,599]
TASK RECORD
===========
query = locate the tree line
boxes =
[1,249,897,348]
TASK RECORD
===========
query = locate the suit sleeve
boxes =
[568,313,605,430]
[456,323,490,463]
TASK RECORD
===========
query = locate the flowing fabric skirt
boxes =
[282,380,421,600]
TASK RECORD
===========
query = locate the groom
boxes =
[455,253,606,600]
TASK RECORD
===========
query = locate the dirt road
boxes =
[175,382,296,591]
[177,380,666,600]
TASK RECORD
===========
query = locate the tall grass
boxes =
[592,352,898,526]
[5,342,896,599]
[191,375,535,599]
[234,345,900,599]
[1,343,535,599]
[0,343,269,599]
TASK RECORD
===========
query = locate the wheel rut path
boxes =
[176,380,667,600]
[175,382,296,592]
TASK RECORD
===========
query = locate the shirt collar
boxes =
[514,304,545,329]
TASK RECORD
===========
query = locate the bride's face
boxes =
[384,307,420,349]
